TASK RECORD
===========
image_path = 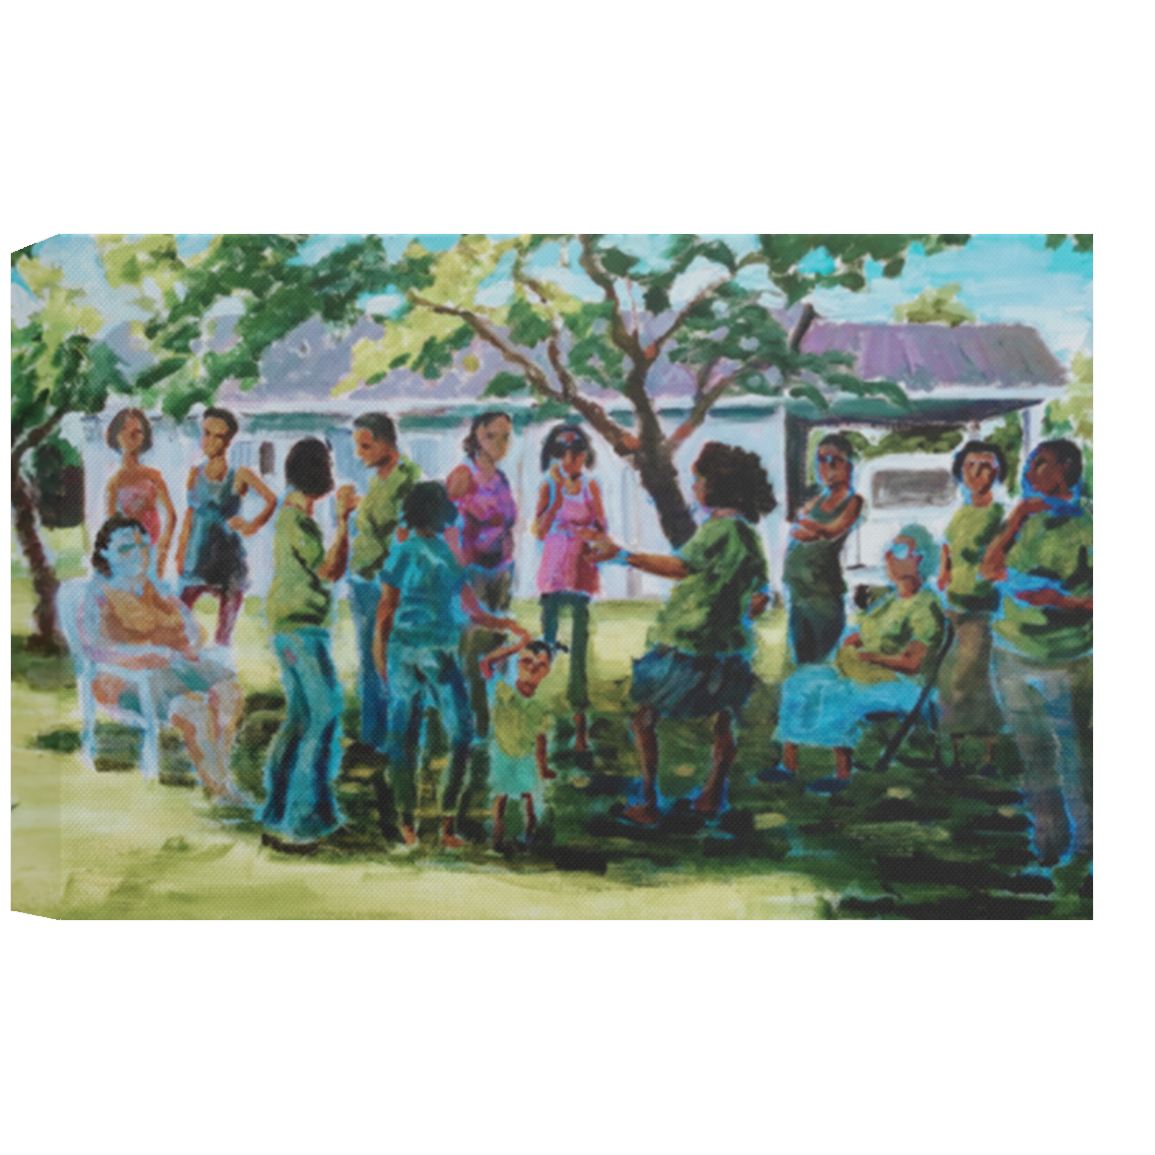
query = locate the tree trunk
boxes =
[11,457,64,654]
[633,443,697,549]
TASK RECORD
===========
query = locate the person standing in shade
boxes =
[374,482,529,849]
[782,432,864,665]
[258,439,359,855]
[446,410,518,738]
[533,424,606,756]
[936,440,1007,774]
[175,407,277,646]
[348,413,422,754]
[585,442,775,825]
[982,440,1093,867]
[105,408,178,580]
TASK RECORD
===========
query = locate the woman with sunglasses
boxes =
[771,525,945,792]
[782,432,865,665]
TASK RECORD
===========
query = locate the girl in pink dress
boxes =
[533,424,607,754]
[105,409,177,580]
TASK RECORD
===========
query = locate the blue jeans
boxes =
[350,577,389,749]
[384,645,474,816]
[258,629,346,842]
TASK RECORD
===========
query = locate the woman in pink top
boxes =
[105,408,177,579]
[533,424,607,753]
[447,411,519,737]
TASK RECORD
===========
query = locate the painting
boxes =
[10,233,1093,919]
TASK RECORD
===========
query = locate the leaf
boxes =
[788,382,829,409]
[133,357,186,391]
[507,298,553,347]
[482,372,528,398]
[643,284,671,314]
[599,247,639,277]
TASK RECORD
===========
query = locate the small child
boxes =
[376,481,530,849]
[479,638,564,851]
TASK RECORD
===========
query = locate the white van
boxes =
[843,452,959,587]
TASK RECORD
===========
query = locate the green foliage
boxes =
[987,412,1023,496]
[893,283,976,327]
[482,371,529,398]
[1044,352,1092,442]
[1045,234,1093,253]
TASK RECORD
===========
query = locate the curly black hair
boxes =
[106,408,154,454]
[403,480,458,534]
[91,515,149,577]
[952,439,1008,484]
[540,423,595,472]
[694,442,777,523]
[285,438,335,498]
[463,411,513,460]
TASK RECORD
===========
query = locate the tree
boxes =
[337,234,972,545]
[11,251,130,651]
[893,282,976,327]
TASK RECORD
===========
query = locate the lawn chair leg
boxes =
[875,714,918,775]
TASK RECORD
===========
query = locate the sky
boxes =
[11,233,1093,364]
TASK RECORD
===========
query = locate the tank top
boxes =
[782,491,858,598]
[181,465,249,592]
[537,474,604,595]
[455,461,518,571]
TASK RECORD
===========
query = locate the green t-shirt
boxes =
[836,588,945,685]
[492,678,554,760]
[350,456,422,581]
[994,505,1093,663]
[648,516,769,656]
[944,501,1005,612]
[265,503,332,633]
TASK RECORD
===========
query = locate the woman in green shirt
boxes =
[585,442,776,825]
[936,440,1007,773]
[982,439,1093,867]
[258,438,359,854]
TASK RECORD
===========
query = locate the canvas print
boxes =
[10,233,1093,919]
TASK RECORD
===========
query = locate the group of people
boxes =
[76,405,1093,869]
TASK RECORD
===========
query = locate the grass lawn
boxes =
[10,573,1092,919]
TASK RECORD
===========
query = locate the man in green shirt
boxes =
[348,413,422,752]
[982,439,1093,868]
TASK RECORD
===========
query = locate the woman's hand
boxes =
[1015,587,1065,607]
[579,529,621,562]
[844,632,864,649]
[336,485,360,522]
[790,523,820,543]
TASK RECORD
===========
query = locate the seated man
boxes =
[79,514,246,801]
[772,524,945,792]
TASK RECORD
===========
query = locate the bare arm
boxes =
[230,466,278,536]
[174,467,198,575]
[446,464,474,501]
[588,477,608,533]
[583,531,691,580]
[858,639,929,677]
[532,469,565,539]
[317,486,358,583]
[937,543,951,592]
[153,472,177,579]
[750,592,770,619]
[106,472,120,518]
[460,584,532,640]
[373,584,400,677]
[479,632,532,681]
[793,493,864,540]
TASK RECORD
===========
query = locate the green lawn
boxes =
[10,574,1092,919]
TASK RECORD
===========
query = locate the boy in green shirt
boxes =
[348,413,422,753]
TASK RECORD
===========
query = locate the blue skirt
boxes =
[630,645,756,719]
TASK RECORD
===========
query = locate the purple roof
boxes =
[800,321,1066,390]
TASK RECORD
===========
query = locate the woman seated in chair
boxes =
[771,524,945,792]
[79,515,246,801]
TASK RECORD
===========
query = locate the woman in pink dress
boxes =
[533,424,607,754]
[447,411,519,737]
[105,409,177,580]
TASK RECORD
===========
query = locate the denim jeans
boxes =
[349,577,389,749]
[992,646,1093,861]
[384,645,474,815]
[258,629,346,842]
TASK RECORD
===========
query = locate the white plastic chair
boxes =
[57,578,163,779]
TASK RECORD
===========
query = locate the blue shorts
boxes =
[630,645,756,719]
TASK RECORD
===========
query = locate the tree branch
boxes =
[12,401,71,467]
[653,276,732,351]
[789,302,818,353]
[410,294,566,403]
[576,235,645,363]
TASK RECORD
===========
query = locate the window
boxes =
[871,469,955,509]
[259,441,276,476]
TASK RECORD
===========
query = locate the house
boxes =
[66,313,1066,601]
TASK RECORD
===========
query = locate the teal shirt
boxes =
[379,534,467,649]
